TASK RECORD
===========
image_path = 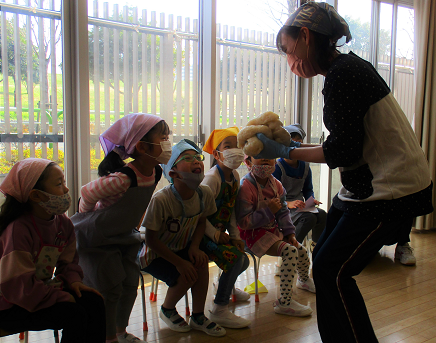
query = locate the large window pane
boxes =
[1,0,63,186]
[394,5,414,125]
[378,3,393,86]
[337,0,371,61]
[87,0,198,181]
[216,0,297,179]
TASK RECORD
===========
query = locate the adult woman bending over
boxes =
[254,3,433,342]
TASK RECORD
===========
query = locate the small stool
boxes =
[139,272,190,331]
[244,247,262,302]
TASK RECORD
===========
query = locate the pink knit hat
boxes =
[0,158,53,203]
[99,113,163,160]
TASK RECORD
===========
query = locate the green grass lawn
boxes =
[0,73,198,129]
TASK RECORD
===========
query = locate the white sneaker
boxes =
[117,333,146,343]
[189,315,226,337]
[159,308,191,332]
[208,308,251,328]
[296,277,316,293]
[395,243,416,266]
[213,282,251,301]
[273,299,312,317]
[232,288,250,301]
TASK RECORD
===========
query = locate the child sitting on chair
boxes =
[201,127,251,328]
[272,124,326,251]
[138,139,226,337]
[236,155,315,316]
[0,158,105,342]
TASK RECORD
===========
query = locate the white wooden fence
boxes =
[0,0,416,179]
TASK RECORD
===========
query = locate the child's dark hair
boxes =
[290,132,303,140]
[276,26,338,72]
[98,120,170,177]
[211,142,222,167]
[0,162,56,235]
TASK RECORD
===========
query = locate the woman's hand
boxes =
[287,200,305,209]
[253,133,299,159]
[70,282,103,298]
[314,199,322,206]
[268,198,282,214]
[188,246,209,269]
[231,239,245,252]
[218,232,230,244]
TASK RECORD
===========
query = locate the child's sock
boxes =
[296,245,310,282]
[161,305,184,324]
[191,312,206,324]
[116,330,126,337]
[277,242,298,306]
[191,312,215,329]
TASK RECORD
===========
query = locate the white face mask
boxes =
[38,190,72,215]
[217,148,244,170]
[144,140,172,164]
[175,171,205,190]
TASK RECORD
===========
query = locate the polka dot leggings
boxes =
[277,242,310,306]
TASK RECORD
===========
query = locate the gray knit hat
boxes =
[285,2,352,44]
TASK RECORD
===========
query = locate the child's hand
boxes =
[284,234,299,248]
[287,200,305,209]
[314,199,322,206]
[231,239,245,252]
[268,198,282,214]
[188,247,209,269]
[70,282,103,298]
[218,232,230,244]
[68,294,76,303]
[176,260,198,284]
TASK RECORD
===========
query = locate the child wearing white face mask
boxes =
[139,139,226,337]
[236,155,315,317]
[0,158,105,342]
[72,113,170,343]
[200,127,251,329]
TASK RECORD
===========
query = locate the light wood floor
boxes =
[2,230,436,343]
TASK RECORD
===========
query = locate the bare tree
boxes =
[29,0,62,110]
[264,0,298,28]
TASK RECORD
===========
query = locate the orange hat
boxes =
[203,126,239,154]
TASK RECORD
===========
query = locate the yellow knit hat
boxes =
[203,126,239,154]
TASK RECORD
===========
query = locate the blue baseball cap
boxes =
[162,139,201,183]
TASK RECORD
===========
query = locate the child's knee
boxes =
[279,243,298,260]
[241,254,250,271]
[297,244,309,256]
[102,283,124,303]
[197,262,209,276]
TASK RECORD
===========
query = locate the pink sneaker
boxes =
[273,299,313,317]
[296,277,316,293]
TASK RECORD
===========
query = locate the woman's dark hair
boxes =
[276,26,338,72]
[0,162,55,235]
[98,120,170,177]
